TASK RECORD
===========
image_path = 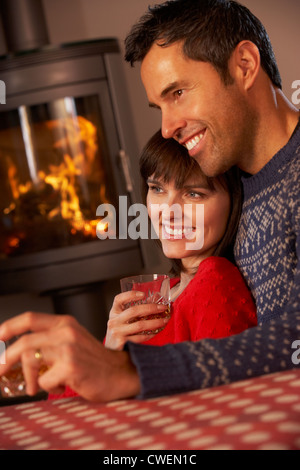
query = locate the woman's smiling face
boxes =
[146,173,231,272]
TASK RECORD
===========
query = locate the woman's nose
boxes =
[161,194,183,221]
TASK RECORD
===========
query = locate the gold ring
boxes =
[34,349,43,361]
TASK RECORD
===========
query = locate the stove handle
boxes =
[119,149,133,193]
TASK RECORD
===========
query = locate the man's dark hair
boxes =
[125,0,282,88]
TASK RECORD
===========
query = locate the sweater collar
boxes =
[241,114,300,197]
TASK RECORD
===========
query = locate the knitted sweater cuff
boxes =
[126,312,300,399]
[126,341,202,399]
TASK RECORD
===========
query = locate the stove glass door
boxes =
[0,94,118,258]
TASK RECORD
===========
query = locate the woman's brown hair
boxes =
[139,130,242,276]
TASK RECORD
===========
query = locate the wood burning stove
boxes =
[0,94,120,257]
[0,0,148,338]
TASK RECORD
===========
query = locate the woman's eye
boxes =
[148,185,163,193]
[187,191,205,199]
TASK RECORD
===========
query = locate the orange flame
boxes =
[2,115,115,255]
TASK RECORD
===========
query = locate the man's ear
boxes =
[230,40,261,90]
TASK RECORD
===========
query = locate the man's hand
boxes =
[0,312,141,402]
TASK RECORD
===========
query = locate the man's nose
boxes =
[161,110,186,140]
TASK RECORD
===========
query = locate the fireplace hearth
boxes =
[0,0,149,338]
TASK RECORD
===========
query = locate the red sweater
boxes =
[49,257,256,399]
[143,257,257,346]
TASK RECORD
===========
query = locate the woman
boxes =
[105,131,257,349]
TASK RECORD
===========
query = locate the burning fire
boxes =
[1,114,114,257]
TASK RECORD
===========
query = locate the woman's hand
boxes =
[105,291,170,350]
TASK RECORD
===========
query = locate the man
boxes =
[0,0,299,401]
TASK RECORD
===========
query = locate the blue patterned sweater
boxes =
[235,118,300,323]
[128,118,300,398]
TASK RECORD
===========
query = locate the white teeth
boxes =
[185,133,204,151]
[163,225,193,237]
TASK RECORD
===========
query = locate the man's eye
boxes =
[174,89,184,98]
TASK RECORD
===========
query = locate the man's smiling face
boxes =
[141,40,253,177]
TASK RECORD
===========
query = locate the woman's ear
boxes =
[229,40,261,90]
